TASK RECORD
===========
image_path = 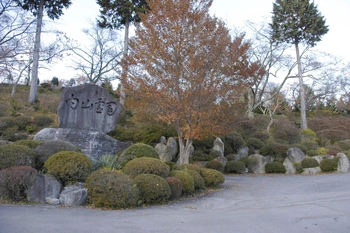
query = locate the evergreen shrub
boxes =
[14,140,42,149]
[44,151,92,185]
[224,161,246,174]
[33,115,53,127]
[123,157,170,178]
[199,168,225,187]
[222,132,245,154]
[0,117,14,131]
[0,166,37,201]
[85,169,139,209]
[13,116,32,130]
[186,170,205,191]
[178,163,201,173]
[0,144,36,169]
[301,157,319,168]
[265,162,286,174]
[168,170,195,195]
[246,137,264,150]
[192,150,210,161]
[134,174,171,204]
[119,143,158,165]
[206,160,223,172]
[320,157,340,172]
[165,177,183,199]
[336,139,350,151]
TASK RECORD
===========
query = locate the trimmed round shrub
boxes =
[14,140,42,149]
[123,157,170,178]
[206,160,223,172]
[192,150,210,161]
[186,170,205,191]
[320,157,340,173]
[246,137,264,150]
[260,142,289,158]
[44,151,92,185]
[33,115,53,127]
[306,150,319,157]
[118,143,159,165]
[265,162,286,174]
[13,116,32,130]
[336,139,350,151]
[85,169,140,209]
[134,174,171,204]
[169,170,195,195]
[224,161,246,174]
[301,157,319,168]
[166,177,183,199]
[35,140,79,169]
[0,144,36,169]
[223,132,245,154]
[199,168,225,187]
[0,117,14,131]
[0,166,37,201]
[178,163,201,173]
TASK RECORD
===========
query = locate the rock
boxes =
[212,137,224,157]
[313,156,323,164]
[45,197,60,205]
[155,141,172,163]
[159,136,166,144]
[283,158,296,175]
[337,153,350,173]
[238,147,249,158]
[302,167,321,175]
[34,128,130,160]
[166,137,178,160]
[287,148,306,163]
[27,174,62,204]
[59,183,88,207]
[58,83,122,133]
[248,154,273,174]
[214,156,228,167]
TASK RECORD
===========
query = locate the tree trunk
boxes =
[119,17,130,106]
[295,42,308,129]
[28,0,44,105]
[246,87,255,119]
[176,136,193,165]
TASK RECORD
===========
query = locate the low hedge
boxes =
[168,170,195,195]
[206,160,224,172]
[224,161,246,174]
[0,144,36,169]
[301,157,319,168]
[134,174,171,204]
[265,162,286,174]
[320,157,340,173]
[123,157,170,178]
[186,170,205,191]
[199,168,225,187]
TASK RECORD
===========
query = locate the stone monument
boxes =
[34,83,130,160]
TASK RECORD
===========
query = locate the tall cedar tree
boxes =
[270,0,328,129]
[125,0,257,164]
[97,0,150,106]
[14,0,72,105]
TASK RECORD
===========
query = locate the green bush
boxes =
[301,157,319,168]
[35,140,79,169]
[291,144,308,153]
[0,144,36,169]
[206,160,223,172]
[306,150,319,157]
[272,119,301,144]
[320,157,340,173]
[186,170,205,191]
[265,162,286,174]
[222,132,245,154]
[93,154,121,170]
[224,161,246,174]
[260,142,289,158]
[192,137,215,154]
[0,166,37,201]
[13,116,32,130]
[14,140,42,149]
[134,174,171,204]
[165,177,183,199]
[168,170,195,195]
[44,151,92,185]
[118,143,159,165]
[0,117,14,131]
[178,163,201,173]
[192,150,210,161]
[246,137,264,150]
[199,168,225,187]
[123,157,170,178]
[85,169,140,209]
[33,115,53,127]
[336,139,350,151]
[239,157,258,172]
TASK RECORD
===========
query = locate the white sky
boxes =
[39,0,350,82]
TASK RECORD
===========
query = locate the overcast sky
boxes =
[39,0,350,82]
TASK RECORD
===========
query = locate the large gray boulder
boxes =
[59,183,88,207]
[27,174,62,204]
[238,147,249,159]
[58,84,122,134]
[283,158,296,175]
[287,148,306,163]
[212,137,224,157]
[248,154,273,174]
[302,167,321,175]
[34,128,130,160]
[166,137,178,161]
[313,156,323,164]
[337,153,350,173]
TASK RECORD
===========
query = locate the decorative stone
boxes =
[214,156,228,167]
[313,156,323,164]
[57,83,122,133]
[337,153,350,173]
[212,137,224,157]
[59,183,88,207]
[287,147,305,163]
[27,174,62,204]
[283,158,296,175]
[166,137,178,160]
[248,154,273,174]
[33,128,130,160]
[302,167,321,175]
[155,138,172,162]
[45,197,60,205]
[238,147,249,158]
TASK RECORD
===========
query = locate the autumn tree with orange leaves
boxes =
[125,0,258,164]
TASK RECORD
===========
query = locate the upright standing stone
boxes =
[58,84,122,133]
[287,148,305,163]
[213,137,224,157]
[337,153,350,173]
[166,137,178,161]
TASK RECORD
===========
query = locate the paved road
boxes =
[1,173,349,233]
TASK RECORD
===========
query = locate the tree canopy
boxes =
[13,0,72,19]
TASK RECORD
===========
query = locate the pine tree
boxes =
[270,0,328,129]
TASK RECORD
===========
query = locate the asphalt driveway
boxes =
[1,173,349,233]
